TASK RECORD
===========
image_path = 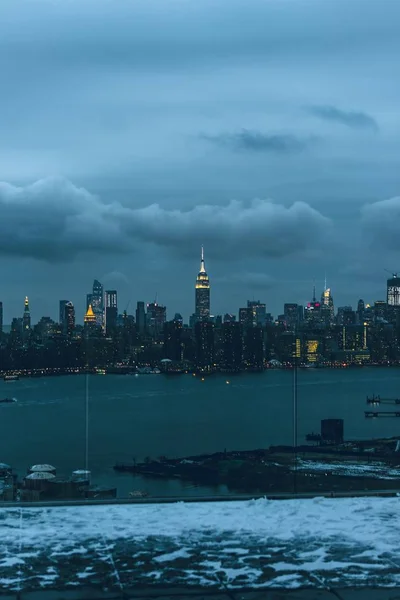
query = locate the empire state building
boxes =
[195,246,210,320]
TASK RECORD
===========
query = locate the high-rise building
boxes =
[146,302,166,338]
[336,306,356,326]
[22,296,31,335]
[0,301,3,334]
[247,300,266,327]
[194,320,214,370]
[284,303,299,330]
[91,279,104,328]
[64,301,75,337]
[387,274,400,306]
[239,307,253,329]
[136,301,146,333]
[243,326,264,370]
[222,322,243,371]
[163,320,183,361]
[105,290,118,336]
[195,246,210,321]
[321,282,334,323]
[59,300,69,325]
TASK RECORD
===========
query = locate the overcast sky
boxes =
[1,0,400,323]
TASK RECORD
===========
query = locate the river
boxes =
[1,368,400,498]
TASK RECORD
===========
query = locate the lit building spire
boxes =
[200,245,206,273]
[195,246,210,320]
[24,296,29,311]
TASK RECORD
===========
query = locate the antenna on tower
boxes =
[312,279,316,303]
[154,292,158,305]
[324,272,327,292]
[384,269,399,278]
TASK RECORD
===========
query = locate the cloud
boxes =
[361,196,400,250]
[216,272,275,290]
[0,177,331,262]
[202,130,313,153]
[309,105,378,131]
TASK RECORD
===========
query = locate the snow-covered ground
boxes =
[1,497,400,592]
[296,459,400,479]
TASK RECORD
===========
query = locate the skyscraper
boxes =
[136,301,146,333]
[247,300,266,327]
[22,296,31,334]
[195,246,210,321]
[91,279,104,328]
[321,280,334,323]
[59,300,68,325]
[194,320,214,369]
[146,302,166,338]
[387,274,400,306]
[64,301,75,337]
[105,290,118,336]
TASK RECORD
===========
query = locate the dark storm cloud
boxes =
[0,177,331,262]
[202,130,312,153]
[361,196,400,251]
[309,106,378,131]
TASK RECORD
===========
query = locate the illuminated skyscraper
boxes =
[105,290,118,335]
[321,280,334,324]
[387,274,400,306]
[22,296,31,334]
[195,246,210,321]
[64,301,75,337]
[91,279,104,328]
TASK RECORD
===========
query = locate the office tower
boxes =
[222,321,243,370]
[195,246,210,321]
[105,290,118,336]
[247,300,266,327]
[243,326,264,370]
[321,281,334,323]
[336,306,356,326]
[374,300,387,322]
[0,301,3,334]
[64,301,75,337]
[164,320,183,361]
[59,300,69,325]
[146,302,166,338]
[224,313,236,323]
[239,307,253,329]
[194,320,214,369]
[91,279,104,328]
[22,296,31,334]
[387,273,400,306]
[136,301,146,333]
[304,285,321,326]
[284,303,299,329]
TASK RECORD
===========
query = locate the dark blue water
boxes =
[1,368,399,497]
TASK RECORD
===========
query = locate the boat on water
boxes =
[0,397,17,404]
[3,374,19,381]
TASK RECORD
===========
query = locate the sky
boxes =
[1,0,400,323]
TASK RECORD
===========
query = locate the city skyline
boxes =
[1,254,399,327]
[1,1,400,325]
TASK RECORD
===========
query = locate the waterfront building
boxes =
[22,296,31,339]
[195,320,214,370]
[195,246,210,321]
[222,321,243,370]
[91,279,104,328]
[247,300,266,327]
[387,273,400,306]
[136,301,146,333]
[163,319,183,361]
[105,290,118,336]
[146,302,166,338]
